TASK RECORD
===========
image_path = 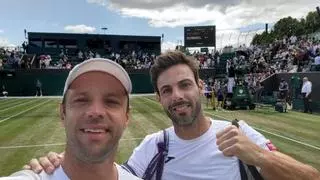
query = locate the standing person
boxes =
[278,78,289,100]
[290,74,301,99]
[216,84,224,110]
[227,62,235,98]
[2,85,8,97]
[301,77,312,113]
[24,52,320,180]
[210,85,216,111]
[204,84,213,108]
[35,79,42,97]
[0,59,141,180]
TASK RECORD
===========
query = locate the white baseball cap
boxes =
[63,58,132,97]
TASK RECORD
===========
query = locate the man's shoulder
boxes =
[141,127,174,144]
[211,119,231,128]
[3,166,69,180]
[0,170,41,180]
[116,164,142,180]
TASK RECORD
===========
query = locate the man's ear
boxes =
[59,103,66,127]
[198,79,204,91]
[124,104,130,128]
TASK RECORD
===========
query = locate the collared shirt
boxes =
[301,81,312,95]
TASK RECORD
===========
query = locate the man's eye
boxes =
[181,83,191,88]
[106,100,119,104]
[161,89,170,95]
[75,98,88,103]
[105,99,121,106]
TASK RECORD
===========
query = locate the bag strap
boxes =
[238,160,248,180]
[232,119,264,180]
[247,164,264,180]
[121,162,138,176]
[143,129,169,180]
[155,129,169,180]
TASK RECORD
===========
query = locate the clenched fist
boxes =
[216,125,266,167]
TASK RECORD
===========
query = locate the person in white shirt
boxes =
[314,53,320,65]
[301,77,312,113]
[23,52,320,180]
[125,52,319,180]
[0,59,140,180]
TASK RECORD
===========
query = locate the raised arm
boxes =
[216,125,320,180]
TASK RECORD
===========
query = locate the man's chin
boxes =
[172,117,195,127]
[77,149,111,164]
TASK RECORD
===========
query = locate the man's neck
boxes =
[62,150,118,180]
[173,114,211,140]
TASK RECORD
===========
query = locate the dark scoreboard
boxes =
[184,26,216,47]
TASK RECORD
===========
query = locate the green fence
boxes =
[0,70,154,96]
[0,68,216,96]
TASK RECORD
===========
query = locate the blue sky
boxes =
[0,0,317,50]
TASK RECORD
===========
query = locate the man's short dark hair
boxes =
[150,51,199,94]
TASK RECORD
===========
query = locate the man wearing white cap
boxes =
[0,58,141,180]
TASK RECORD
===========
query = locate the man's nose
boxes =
[171,87,183,101]
[86,101,106,119]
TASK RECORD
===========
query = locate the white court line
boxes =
[142,96,320,151]
[0,138,144,149]
[205,111,320,151]
[0,99,52,124]
[0,99,28,110]
[0,99,40,113]
[0,99,21,107]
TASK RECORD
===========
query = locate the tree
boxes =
[273,16,301,38]
[305,11,320,34]
[251,10,320,45]
[251,31,276,45]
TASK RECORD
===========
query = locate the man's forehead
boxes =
[69,88,126,97]
[158,76,195,89]
[159,64,194,80]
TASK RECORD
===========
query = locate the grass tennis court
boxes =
[0,96,319,176]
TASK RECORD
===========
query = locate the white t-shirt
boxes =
[301,81,312,95]
[314,56,320,65]
[227,77,235,93]
[126,119,271,180]
[0,163,141,180]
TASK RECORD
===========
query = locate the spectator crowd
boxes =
[0,48,29,70]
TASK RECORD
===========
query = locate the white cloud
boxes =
[0,29,3,34]
[215,29,266,49]
[88,0,239,10]
[0,37,16,48]
[88,0,318,30]
[64,24,96,33]
[161,41,177,52]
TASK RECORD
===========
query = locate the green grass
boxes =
[0,96,319,176]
